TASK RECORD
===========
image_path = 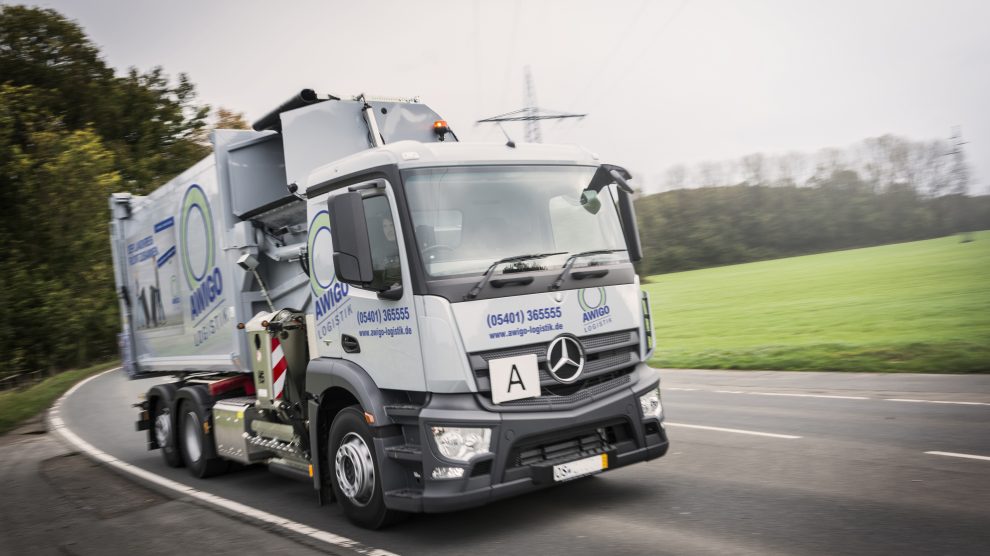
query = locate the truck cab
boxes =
[304,140,668,520]
[118,91,667,529]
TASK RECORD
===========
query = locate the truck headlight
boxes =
[430,426,492,462]
[639,387,663,419]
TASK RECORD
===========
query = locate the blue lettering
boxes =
[315,282,350,321]
[582,305,611,322]
[189,266,224,319]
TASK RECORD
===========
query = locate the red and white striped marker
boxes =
[271,336,287,400]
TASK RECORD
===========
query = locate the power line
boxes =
[474,0,481,111]
[495,0,522,112]
[581,0,691,113]
[566,0,654,111]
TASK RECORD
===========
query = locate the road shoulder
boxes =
[0,429,335,556]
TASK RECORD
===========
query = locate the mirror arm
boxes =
[586,164,634,193]
[608,169,635,194]
[378,284,403,300]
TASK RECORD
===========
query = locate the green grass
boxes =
[0,360,119,435]
[644,232,990,373]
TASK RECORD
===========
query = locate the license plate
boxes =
[488,354,540,404]
[553,453,608,482]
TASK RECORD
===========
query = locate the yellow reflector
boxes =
[364,412,375,424]
[308,464,314,478]
[601,454,609,469]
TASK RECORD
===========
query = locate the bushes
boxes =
[635,176,990,275]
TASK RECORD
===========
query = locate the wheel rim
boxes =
[154,409,171,449]
[182,411,203,463]
[334,432,375,507]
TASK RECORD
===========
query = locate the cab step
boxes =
[383,404,422,425]
[384,444,422,462]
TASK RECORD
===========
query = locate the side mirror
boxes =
[586,164,635,194]
[586,164,642,262]
[616,187,643,262]
[580,189,602,215]
[328,192,375,285]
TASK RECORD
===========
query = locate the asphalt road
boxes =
[0,429,330,556]
[60,369,990,555]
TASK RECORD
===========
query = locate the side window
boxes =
[362,195,402,291]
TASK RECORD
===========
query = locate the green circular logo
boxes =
[179,184,216,289]
[308,210,336,295]
[578,287,607,312]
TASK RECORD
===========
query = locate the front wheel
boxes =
[328,407,404,529]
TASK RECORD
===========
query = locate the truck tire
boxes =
[178,399,228,478]
[328,406,404,529]
[152,402,183,468]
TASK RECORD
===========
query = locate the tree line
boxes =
[635,144,988,275]
[654,132,972,196]
[0,6,241,377]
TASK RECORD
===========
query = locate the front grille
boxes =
[477,343,545,362]
[511,422,631,467]
[584,349,633,374]
[517,432,605,467]
[497,370,631,408]
[581,330,632,350]
[475,330,633,364]
[470,328,640,409]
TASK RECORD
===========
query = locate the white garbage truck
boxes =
[111,89,668,528]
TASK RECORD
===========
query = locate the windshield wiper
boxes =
[465,252,567,300]
[550,249,627,290]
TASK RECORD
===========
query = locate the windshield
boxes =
[403,165,628,278]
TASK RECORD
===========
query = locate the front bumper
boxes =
[380,363,668,513]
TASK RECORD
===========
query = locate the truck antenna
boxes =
[496,122,516,149]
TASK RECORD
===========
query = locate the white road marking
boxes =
[665,422,802,439]
[667,388,989,406]
[925,451,990,462]
[48,368,398,556]
[885,398,990,407]
[747,392,869,400]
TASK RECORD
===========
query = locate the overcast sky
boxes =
[17,0,990,193]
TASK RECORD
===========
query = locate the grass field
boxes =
[0,360,119,435]
[644,232,990,373]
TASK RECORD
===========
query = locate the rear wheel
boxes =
[179,399,228,478]
[328,407,404,529]
[152,402,183,468]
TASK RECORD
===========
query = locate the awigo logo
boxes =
[579,287,612,332]
[308,210,349,326]
[180,184,223,320]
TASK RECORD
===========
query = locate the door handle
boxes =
[341,334,361,353]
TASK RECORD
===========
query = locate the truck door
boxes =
[310,180,427,392]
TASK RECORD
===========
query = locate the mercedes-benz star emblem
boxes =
[546,335,585,384]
